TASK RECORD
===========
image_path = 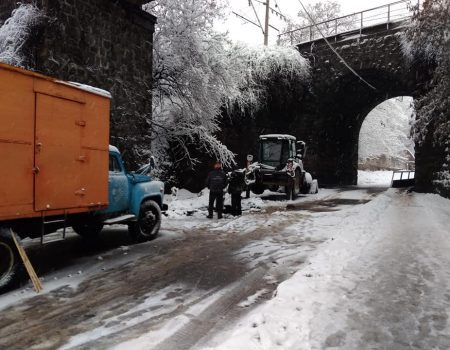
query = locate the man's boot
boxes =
[207,211,213,219]
[217,212,223,219]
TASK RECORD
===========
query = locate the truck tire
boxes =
[301,172,312,194]
[0,228,22,294]
[72,221,104,238]
[251,184,265,195]
[129,200,161,242]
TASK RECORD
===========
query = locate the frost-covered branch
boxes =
[0,4,46,68]
[226,43,310,113]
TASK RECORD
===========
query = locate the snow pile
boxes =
[359,97,414,170]
[166,189,211,217]
[0,4,45,68]
[166,188,269,219]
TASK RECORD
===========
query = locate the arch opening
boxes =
[357,96,415,187]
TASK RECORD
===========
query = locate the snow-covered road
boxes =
[0,180,449,350]
[201,190,450,350]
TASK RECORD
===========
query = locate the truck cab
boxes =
[258,135,305,170]
[72,146,166,242]
[0,145,165,294]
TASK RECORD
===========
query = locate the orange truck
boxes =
[0,63,165,292]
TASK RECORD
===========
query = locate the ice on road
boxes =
[202,190,450,350]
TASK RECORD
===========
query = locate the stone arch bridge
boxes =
[235,2,439,193]
[295,25,440,192]
[295,22,425,186]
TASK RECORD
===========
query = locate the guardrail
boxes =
[391,170,415,188]
[278,0,419,45]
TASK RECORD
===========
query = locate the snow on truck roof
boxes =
[109,145,120,153]
[59,81,112,99]
[0,63,111,99]
[260,134,296,140]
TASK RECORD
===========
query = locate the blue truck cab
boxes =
[71,145,166,242]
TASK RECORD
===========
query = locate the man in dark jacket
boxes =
[228,169,245,216]
[206,161,227,219]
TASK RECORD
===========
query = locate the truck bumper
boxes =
[258,170,290,186]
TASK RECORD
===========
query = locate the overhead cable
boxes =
[296,0,377,91]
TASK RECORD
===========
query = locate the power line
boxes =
[232,11,279,31]
[296,0,377,91]
[253,0,288,21]
[232,11,261,29]
[233,0,284,45]
[274,0,286,20]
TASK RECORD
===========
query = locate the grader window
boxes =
[260,139,290,167]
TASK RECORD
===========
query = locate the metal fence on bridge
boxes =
[278,0,420,46]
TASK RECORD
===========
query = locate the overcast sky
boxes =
[220,0,404,46]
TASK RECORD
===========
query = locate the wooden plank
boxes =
[10,229,43,293]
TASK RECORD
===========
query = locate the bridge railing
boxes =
[278,0,419,46]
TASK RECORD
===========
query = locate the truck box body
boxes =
[0,63,110,221]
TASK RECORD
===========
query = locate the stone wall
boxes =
[1,0,156,168]
[0,1,17,23]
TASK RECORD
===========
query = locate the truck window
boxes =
[261,141,282,165]
[280,140,290,164]
[109,155,122,173]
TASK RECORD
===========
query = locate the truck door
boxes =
[106,153,129,213]
[34,94,83,211]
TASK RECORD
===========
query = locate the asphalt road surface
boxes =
[0,188,385,350]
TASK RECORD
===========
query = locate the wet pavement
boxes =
[0,188,385,350]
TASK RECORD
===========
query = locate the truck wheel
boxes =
[251,185,265,195]
[0,228,22,294]
[301,173,312,194]
[129,200,161,242]
[72,221,104,238]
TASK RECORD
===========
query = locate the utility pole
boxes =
[264,0,270,45]
[233,0,285,45]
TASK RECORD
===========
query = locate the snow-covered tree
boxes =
[145,0,310,181]
[228,43,310,114]
[403,0,450,194]
[0,4,45,68]
[145,1,235,168]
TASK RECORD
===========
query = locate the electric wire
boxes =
[274,0,285,19]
